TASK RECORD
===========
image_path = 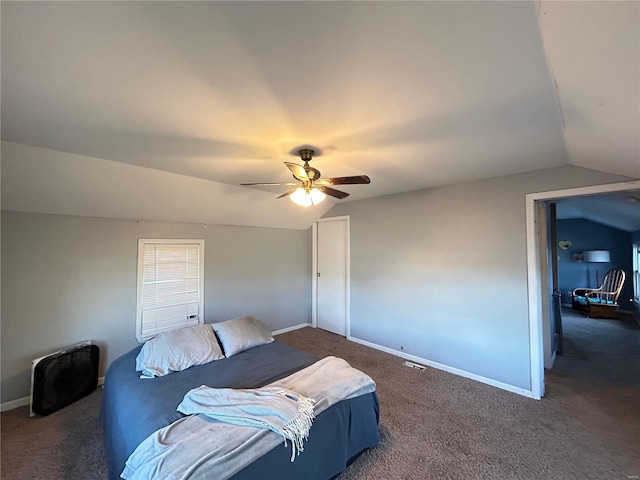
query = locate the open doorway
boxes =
[525,180,640,399]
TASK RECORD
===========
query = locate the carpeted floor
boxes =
[2,308,639,479]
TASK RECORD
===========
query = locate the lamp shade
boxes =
[583,250,610,263]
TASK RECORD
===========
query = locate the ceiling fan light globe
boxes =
[309,188,326,205]
[290,187,326,207]
[290,187,313,207]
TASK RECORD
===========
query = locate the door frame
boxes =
[526,179,640,399]
[535,200,556,370]
[312,215,351,337]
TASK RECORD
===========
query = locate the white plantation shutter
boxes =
[136,240,204,342]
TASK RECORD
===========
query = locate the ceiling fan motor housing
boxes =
[298,149,319,180]
[299,149,315,162]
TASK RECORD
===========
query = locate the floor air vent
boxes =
[30,342,100,416]
[403,361,426,371]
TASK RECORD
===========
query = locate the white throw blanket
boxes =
[121,356,376,480]
[177,385,316,461]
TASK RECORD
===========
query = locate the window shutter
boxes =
[137,240,204,341]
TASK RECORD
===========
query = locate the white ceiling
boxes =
[1,1,638,228]
[537,1,640,179]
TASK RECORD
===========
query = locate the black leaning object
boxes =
[32,344,99,416]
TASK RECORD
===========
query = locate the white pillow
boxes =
[212,316,274,357]
[136,324,224,378]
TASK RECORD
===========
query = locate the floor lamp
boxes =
[583,250,610,287]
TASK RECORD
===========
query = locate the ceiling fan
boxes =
[241,149,371,207]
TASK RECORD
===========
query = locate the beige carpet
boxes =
[2,309,639,479]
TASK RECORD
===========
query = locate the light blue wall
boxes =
[556,219,633,309]
[325,165,631,393]
[1,211,311,403]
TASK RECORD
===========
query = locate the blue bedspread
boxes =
[101,340,380,480]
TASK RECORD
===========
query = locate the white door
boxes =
[316,217,349,336]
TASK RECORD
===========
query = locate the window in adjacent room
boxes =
[136,239,204,342]
[633,242,640,305]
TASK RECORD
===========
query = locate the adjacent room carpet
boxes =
[2,308,638,479]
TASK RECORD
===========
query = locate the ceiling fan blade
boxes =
[285,162,309,181]
[316,175,371,186]
[317,185,350,199]
[277,188,300,199]
[240,182,299,186]
[305,165,322,181]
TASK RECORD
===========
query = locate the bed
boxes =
[101,326,380,480]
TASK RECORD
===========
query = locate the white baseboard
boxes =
[1,376,106,413]
[273,323,312,335]
[347,335,537,399]
[1,396,30,412]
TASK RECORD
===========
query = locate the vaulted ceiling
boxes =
[1,1,638,229]
[556,190,640,232]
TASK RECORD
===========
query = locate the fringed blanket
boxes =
[177,386,316,461]
[121,356,376,480]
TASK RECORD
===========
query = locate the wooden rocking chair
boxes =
[572,269,625,319]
